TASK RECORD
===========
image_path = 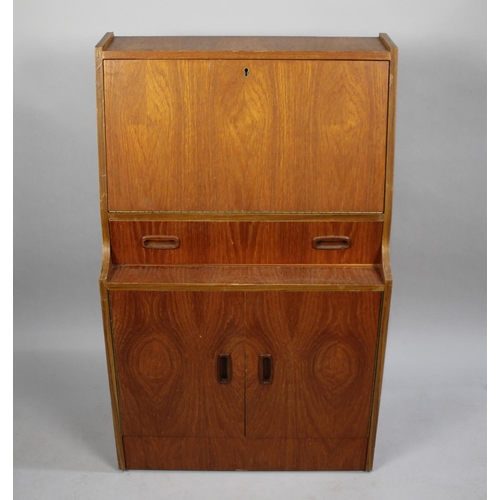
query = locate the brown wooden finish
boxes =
[123,436,367,470]
[95,31,126,471]
[124,436,246,470]
[102,36,390,60]
[365,34,398,471]
[97,34,397,471]
[95,33,113,266]
[107,265,384,291]
[98,284,125,470]
[242,437,367,470]
[141,235,180,250]
[379,32,398,285]
[104,59,388,213]
[110,221,383,265]
[110,291,245,437]
[109,212,385,222]
[96,33,113,284]
[366,285,392,470]
[312,235,351,250]
[246,292,381,439]
[258,354,274,385]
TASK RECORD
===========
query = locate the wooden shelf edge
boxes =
[107,284,386,292]
[108,212,385,222]
[102,52,391,61]
[105,265,386,291]
[99,35,391,61]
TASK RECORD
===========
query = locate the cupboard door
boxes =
[110,291,245,438]
[104,60,388,213]
[246,292,381,439]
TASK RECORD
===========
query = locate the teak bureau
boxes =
[96,33,397,471]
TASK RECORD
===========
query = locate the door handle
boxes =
[258,354,273,385]
[217,354,232,384]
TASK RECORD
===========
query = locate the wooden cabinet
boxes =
[96,34,397,471]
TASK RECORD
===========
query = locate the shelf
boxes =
[100,35,391,61]
[106,265,385,291]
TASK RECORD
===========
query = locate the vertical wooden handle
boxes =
[258,354,273,385]
[217,354,232,384]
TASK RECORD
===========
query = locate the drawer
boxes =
[109,221,382,265]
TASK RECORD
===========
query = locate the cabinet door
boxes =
[110,291,245,438]
[104,60,388,213]
[245,292,381,439]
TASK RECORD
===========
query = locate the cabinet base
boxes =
[123,436,368,471]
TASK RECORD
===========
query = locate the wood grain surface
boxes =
[95,31,126,470]
[97,33,397,471]
[108,212,385,222]
[245,292,381,439]
[110,221,383,265]
[102,35,390,60]
[366,33,398,471]
[107,265,384,291]
[110,291,245,437]
[123,436,367,470]
[379,32,398,284]
[104,59,388,213]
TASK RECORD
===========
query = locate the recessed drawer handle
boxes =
[312,236,350,250]
[258,354,273,385]
[141,235,180,250]
[217,354,232,384]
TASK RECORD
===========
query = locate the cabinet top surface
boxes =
[98,34,392,60]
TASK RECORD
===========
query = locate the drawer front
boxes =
[104,59,388,213]
[110,221,382,265]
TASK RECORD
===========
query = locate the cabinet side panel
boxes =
[96,33,126,470]
[366,34,397,471]
[366,284,392,470]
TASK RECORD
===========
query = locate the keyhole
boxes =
[244,67,249,77]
